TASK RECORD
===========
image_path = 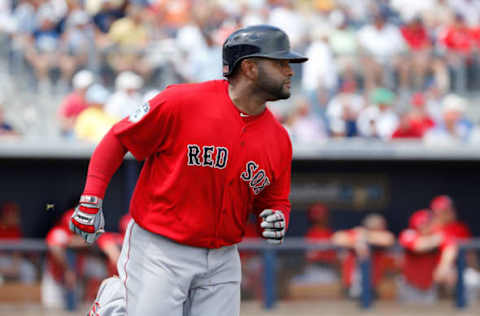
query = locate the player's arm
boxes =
[331,230,356,248]
[70,128,128,243]
[254,138,292,244]
[70,89,180,243]
[366,230,395,248]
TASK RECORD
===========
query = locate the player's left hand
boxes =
[259,209,285,244]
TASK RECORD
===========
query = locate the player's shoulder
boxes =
[163,80,225,98]
[149,80,225,108]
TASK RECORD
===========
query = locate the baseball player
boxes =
[71,24,307,316]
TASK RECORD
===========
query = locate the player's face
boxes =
[255,59,294,101]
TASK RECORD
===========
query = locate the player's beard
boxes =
[255,65,291,101]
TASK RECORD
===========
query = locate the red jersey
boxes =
[112,80,292,249]
[399,229,441,290]
[340,229,390,288]
[305,226,336,264]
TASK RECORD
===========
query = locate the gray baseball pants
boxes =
[114,219,241,316]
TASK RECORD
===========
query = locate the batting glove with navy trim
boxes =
[70,195,105,244]
[259,209,286,244]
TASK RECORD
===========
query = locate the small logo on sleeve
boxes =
[128,103,150,123]
[240,161,271,195]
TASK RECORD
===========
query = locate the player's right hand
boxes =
[69,195,105,244]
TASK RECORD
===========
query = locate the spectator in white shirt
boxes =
[105,71,143,120]
[357,11,407,91]
[357,87,399,139]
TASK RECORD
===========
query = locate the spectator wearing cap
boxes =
[430,195,471,240]
[357,87,399,140]
[57,69,95,138]
[331,214,395,298]
[423,93,474,145]
[105,71,144,120]
[391,92,435,139]
[0,202,36,284]
[305,203,336,266]
[356,11,407,91]
[326,80,364,137]
[74,83,116,143]
[398,209,458,303]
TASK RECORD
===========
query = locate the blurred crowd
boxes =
[1,0,480,144]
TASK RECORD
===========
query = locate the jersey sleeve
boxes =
[253,135,292,227]
[46,227,71,247]
[399,229,418,251]
[112,87,181,161]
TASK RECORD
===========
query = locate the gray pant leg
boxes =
[117,221,206,316]
[185,246,241,316]
[88,276,126,316]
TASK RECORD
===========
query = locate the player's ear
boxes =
[241,59,259,81]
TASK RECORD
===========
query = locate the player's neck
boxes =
[228,82,267,116]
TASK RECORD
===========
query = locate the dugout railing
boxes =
[0,238,479,311]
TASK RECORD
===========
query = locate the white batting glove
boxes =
[69,195,105,244]
[259,209,286,244]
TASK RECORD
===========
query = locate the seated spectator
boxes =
[356,11,407,91]
[438,13,475,92]
[105,71,144,120]
[284,96,328,144]
[74,83,116,143]
[326,80,364,137]
[357,87,399,140]
[57,69,95,138]
[42,208,88,308]
[423,94,474,145]
[331,214,395,298]
[57,10,96,89]
[328,10,359,84]
[23,5,63,93]
[0,201,36,283]
[105,3,152,78]
[400,16,433,90]
[398,209,458,304]
[391,93,434,139]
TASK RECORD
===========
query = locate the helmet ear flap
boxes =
[222,44,261,77]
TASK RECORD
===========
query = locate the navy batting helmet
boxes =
[222,25,308,77]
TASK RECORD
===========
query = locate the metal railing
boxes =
[1,238,479,310]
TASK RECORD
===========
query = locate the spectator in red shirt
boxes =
[430,195,471,240]
[332,214,395,298]
[57,69,95,138]
[42,208,88,308]
[400,16,432,89]
[439,13,476,92]
[398,209,458,303]
[95,213,132,276]
[0,202,36,284]
[391,112,425,139]
[305,203,336,265]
